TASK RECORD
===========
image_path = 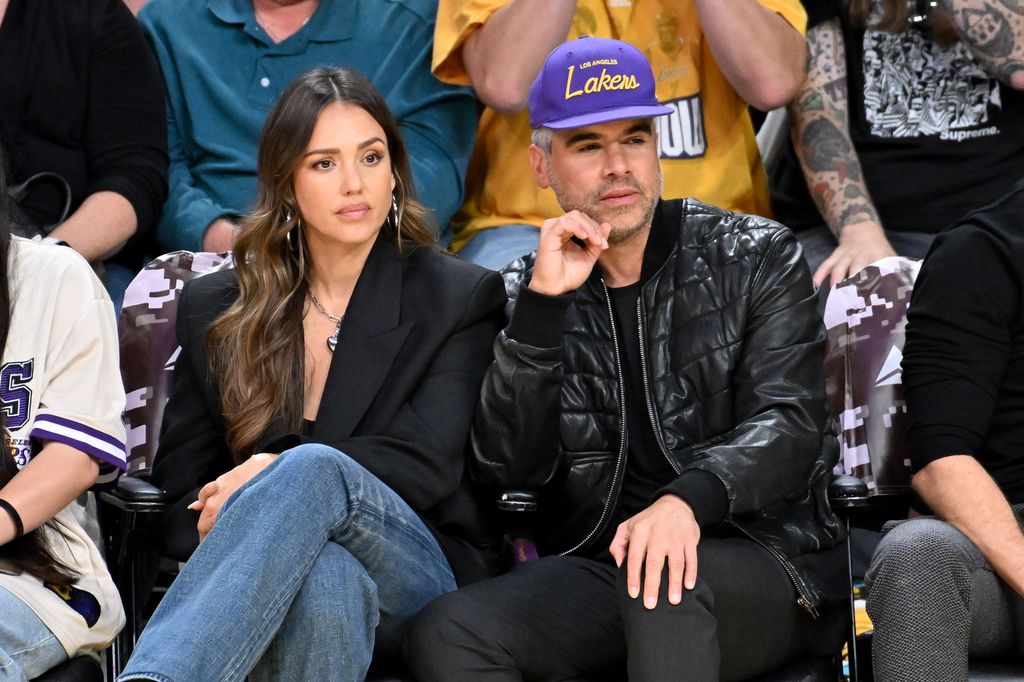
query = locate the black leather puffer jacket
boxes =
[471,199,844,613]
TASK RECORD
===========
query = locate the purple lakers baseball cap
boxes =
[528,36,672,130]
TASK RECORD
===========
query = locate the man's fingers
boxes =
[626,524,651,599]
[643,548,667,609]
[812,254,837,287]
[667,550,685,605]
[683,541,699,591]
[609,522,630,567]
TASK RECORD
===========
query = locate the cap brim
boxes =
[542,104,674,130]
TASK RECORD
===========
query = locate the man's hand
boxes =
[609,495,700,609]
[814,221,896,287]
[202,218,239,254]
[189,453,277,540]
[528,211,611,296]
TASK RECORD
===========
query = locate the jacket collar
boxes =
[639,199,683,286]
[311,228,414,439]
[586,198,683,290]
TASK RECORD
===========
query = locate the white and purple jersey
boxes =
[3,238,126,485]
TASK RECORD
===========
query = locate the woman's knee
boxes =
[271,444,372,492]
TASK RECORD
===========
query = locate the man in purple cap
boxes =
[406,37,847,681]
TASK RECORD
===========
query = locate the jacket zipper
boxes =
[636,300,820,618]
[636,298,681,476]
[560,281,628,557]
[726,519,820,618]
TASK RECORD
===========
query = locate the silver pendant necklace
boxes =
[308,289,344,352]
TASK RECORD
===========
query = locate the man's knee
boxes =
[403,590,494,677]
[866,518,976,613]
[615,560,715,624]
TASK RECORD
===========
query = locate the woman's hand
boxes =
[189,453,277,540]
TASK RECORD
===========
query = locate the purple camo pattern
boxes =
[823,257,921,495]
[119,251,234,475]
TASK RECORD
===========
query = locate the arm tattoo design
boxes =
[961,6,1015,56]
[800,118,854,173]
[791,19,882,235]
[940,0,1024,83]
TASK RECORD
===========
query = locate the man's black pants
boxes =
[405,536,845,681]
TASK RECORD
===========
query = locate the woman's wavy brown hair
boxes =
[206,67,437,462]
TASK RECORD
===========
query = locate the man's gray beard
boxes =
[548,170,663,247]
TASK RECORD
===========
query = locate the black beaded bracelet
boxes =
[0,498,24,538]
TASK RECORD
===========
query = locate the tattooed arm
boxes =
[939,0,1024,89]
[787,18,895,286]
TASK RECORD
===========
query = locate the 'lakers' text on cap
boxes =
[528,36,672,130]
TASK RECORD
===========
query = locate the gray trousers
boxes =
[865,514,1024,682]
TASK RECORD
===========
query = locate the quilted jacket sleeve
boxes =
[662,226,827,515]
[470,266,575,491]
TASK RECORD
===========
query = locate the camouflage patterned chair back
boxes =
[823,257,921,496]
[119,252,234,476]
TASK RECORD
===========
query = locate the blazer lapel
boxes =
[313,233,413,440]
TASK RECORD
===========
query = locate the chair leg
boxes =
[104,507,142,677]
[845,515,859,682]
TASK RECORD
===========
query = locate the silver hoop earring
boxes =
[390,194,400,228]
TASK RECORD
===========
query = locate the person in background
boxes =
[0,0,169,310]
[865,181,1024,681]
[117,67,505,682]
[433,0,810,269]
[0,145,127,679]
[775,0,1024,285]
[139,0,477,255]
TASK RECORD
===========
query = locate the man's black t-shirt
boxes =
[606,283,679,522]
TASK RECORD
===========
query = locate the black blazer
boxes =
[151,232,507,585]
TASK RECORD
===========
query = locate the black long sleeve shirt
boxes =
[902,181,1024,503]
[0,0,168,267]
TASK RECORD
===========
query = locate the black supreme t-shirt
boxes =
[773,5,1024,235]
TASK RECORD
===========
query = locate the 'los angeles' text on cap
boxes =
[528,36,673,130]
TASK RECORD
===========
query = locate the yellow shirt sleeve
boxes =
[758,0,808,35]
[432,0,507,85]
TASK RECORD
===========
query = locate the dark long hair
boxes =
[207,67,437,461]
[846,0,958,45]
[0,146,77,586]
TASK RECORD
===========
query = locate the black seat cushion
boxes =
[31,656,102,682]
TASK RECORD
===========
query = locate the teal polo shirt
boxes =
[141,0,476,250]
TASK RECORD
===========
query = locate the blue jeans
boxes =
[0,587,68,681]
[457,224,539,271]
[118,444,457,682]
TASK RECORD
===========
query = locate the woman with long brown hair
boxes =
[118,67,506,681]
[0,144,127,676]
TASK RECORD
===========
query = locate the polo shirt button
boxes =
[260,77,271,87]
